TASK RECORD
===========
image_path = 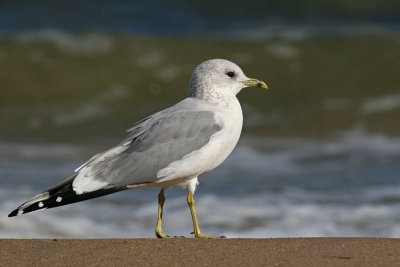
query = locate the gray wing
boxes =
[73,98,222,190]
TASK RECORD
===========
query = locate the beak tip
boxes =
[243,78,268,89]
[257,81,268,89]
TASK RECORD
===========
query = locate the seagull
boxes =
[8,59,268,238]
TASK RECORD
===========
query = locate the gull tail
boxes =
[8,175,124,217]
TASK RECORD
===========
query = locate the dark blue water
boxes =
[1,0,399,36]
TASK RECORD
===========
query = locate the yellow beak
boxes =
[243,78,268,89]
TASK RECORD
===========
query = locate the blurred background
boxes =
[1,0,400,238]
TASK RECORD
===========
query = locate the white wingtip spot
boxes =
[18,210,24,215]
[21,191,50,209]
[38,202,44,208]
[56,197,62,202]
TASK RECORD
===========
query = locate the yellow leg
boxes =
[187,192,225,238]
[155,188,184,238]
[155,188,170,238]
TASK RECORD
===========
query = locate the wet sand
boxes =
[1,238,399,266]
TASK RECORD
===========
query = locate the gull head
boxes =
[188,59,267,99]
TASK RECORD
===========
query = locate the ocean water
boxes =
[1,0,399,36]
[1,130,400,238]
[1,1,400,238]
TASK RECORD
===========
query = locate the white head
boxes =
[188,59,267,100]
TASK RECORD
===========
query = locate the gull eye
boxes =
[226,71,235,78]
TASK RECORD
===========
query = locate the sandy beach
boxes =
[1,238,399,266]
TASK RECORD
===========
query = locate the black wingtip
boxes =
[8,209,19,217]
[7,174,126,217]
